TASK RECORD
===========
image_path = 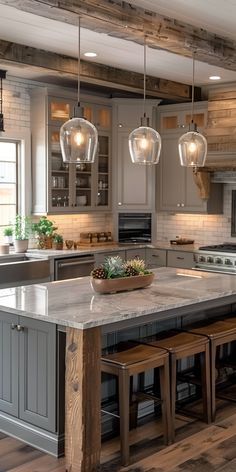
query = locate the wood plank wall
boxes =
[206,90,236,152]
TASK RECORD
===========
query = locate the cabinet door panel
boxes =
[19,317,56,432]
[0,312,19,417]
[159,133,185,211]
[117,131,152,209]
[167,251,194,269]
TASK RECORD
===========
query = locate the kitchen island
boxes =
[1,267,236,472]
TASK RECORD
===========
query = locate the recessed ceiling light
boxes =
[84,52,97,58]
[209,75,221,81]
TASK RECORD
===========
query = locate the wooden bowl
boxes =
[91,273,154,294]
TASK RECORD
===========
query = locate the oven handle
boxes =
[57,259,94,269]
[193,266,235,274]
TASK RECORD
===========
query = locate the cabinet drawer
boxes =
[167,251,194,269]
[146,249,167,268]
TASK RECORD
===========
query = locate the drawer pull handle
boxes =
[177,256,184,260]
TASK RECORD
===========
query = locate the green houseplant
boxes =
[3,227,13,245]
[32,217,57,249]
[14,215,32,253]
[52,233,64,250]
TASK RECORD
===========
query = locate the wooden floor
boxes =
[1,400,236,472]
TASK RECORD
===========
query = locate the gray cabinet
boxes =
[112,99,159,211]
[167,250,194,269]
[146,248,167,268]
[0,312,56,433]
[31,88,112,214]
[157,102,223,214]
[0,312,18,417]
[126,248,146,261]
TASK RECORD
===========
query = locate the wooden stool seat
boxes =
[101,343,172,466]
[187,319,236,421]
[140,330,211,436]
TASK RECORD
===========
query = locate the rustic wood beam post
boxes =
[65,326,101,472]
[193,170,211,200]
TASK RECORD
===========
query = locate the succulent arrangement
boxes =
[91,256,151,279]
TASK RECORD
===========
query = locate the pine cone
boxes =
[91,267,107,279]
[125,265,139,277]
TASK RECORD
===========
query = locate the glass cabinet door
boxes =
[83,104,111,131]
[49,128,71,211]
[48,97,75,126]
[74,163,92,209]
[96,135,109,208]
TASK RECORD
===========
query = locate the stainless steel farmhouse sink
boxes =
[0,257,51,288]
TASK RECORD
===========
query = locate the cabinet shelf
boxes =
[52,170,69,174]
[52,187,69,191]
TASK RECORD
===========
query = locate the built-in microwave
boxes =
[118,213,152,243]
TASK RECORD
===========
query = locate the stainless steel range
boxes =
[194,243,236,274]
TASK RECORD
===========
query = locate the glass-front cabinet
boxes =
[31,88,111,214]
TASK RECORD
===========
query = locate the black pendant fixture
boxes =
[0,70,6,133]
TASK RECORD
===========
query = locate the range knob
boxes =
[199,255,206,262]
[225,258,233,265]
[215,257,223,264]
[207,256,214,263]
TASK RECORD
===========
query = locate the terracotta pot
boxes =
[91,272,154,294]
[52,242,63,250]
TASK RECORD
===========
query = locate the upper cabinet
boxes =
[112,99,160,211]
[31,88,111,214]
[157,102,223,214]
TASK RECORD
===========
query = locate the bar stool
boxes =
[141,330,212,437]
[101,343,172,466]
[186,319,236,421]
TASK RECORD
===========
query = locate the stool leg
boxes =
[170,353,177,441]
[129,375,138,429]
[118,368,130,466]
[210,342,217,422]
[159,358,173,445]
[200,345,211,424]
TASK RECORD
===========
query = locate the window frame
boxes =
[0,128,31,217]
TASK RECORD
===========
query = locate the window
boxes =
[0,140,19,238]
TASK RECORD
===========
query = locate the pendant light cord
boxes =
[191,52,195,122]
[0,77,3,115]
[78,16,81,107]
[143,36,146,118]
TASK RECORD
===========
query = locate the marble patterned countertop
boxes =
[0,267,236,331]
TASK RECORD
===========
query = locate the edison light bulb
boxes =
[140,136,148,150]
[189,140,197,153]
[74,130,84,146]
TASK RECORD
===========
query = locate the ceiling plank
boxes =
[0,39,191,100]
[1,0,236,71]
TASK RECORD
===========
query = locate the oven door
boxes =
[54,255,95,280]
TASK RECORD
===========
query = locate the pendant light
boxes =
[0,70,6,133]
[60,18,98,164]
[128,38,161,165]
[178,53,207,168]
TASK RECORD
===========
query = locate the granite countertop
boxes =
[0,267,235,331]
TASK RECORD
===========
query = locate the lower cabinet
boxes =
[146,248,167,268]
[167,250,194,269]
[0,311,57,440]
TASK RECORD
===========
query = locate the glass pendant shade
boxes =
[60,116,98,163]
[178,129,207,167]
[129,125,161,164]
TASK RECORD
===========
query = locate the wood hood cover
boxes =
[204,88,236,170]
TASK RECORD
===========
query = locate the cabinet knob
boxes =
[118,202,122,206]
[181,203,185,207]
[177,124,185,128]
[16,324,24,332]
[177,203,181,207]
[11,323,17,330]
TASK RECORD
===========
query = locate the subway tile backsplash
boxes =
[156,184,236,246]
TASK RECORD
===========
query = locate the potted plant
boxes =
[32,217,57,249]
[3,227,13,245]
[91,256,154,293]
[52,233,64,250]
[14,215,32,253]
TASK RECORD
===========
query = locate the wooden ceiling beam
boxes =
[0,39,191,100]
[1,0,236,71]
